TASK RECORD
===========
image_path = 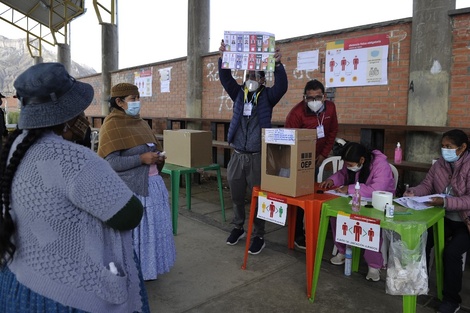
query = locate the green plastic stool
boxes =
[161,163,225,235]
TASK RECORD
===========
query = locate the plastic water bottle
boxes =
[394,142,402,164]
[351,181,361,212]
[344,245,352,276]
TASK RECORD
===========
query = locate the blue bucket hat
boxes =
[14,62,94,129]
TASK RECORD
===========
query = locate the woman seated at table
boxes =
[404,129,470,313]
[319,142,395,282]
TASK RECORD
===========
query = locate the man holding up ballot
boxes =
[218,38,288,255]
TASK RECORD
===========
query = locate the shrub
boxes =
[6,111,20,124]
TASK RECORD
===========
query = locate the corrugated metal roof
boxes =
[1,0,85,31]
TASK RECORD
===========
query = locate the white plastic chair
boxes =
[317,156,344,183]
[389,163,399,191]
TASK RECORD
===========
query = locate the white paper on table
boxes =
[325,190,349,197]
[393,194,447,210]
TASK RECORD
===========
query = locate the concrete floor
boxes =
[144,174,470,313]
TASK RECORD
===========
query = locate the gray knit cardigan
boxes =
[7,131,143,313]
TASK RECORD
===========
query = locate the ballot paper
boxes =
[393,194,447,210]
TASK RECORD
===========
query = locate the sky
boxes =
[1,0,470,71]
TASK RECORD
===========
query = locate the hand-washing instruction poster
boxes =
[221,31,276,72]
[335,211,380,251]
[325,34,389,88]
[257,191,288,226]
[134,67,153,97]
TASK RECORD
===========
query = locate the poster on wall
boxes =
[221,31,276,72]
[158,67,172,93]
[297,50,319,71]
[134,68,153,97]
[325,34,389,88]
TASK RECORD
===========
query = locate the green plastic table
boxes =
[161,163,225,235]
[311,196,445,313]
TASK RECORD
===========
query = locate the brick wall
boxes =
[80,12,470,158]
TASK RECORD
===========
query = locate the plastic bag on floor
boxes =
[384,226,429,295]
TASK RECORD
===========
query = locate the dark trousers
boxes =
[427,218,470,304]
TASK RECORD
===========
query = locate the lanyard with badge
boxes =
[243,90,259,116]
[316,111,325,139]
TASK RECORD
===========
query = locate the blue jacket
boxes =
[218,58,288,151]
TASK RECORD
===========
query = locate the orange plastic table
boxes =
[241,185,337,299]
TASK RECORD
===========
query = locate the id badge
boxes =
[243,102,253,116]
[316,125,325,139]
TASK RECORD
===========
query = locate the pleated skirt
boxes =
[133,174,176,281]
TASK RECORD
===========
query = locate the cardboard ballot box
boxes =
[261,128,317,197]
[163,130,212,168]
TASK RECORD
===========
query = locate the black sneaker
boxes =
[437,301,460,313]
[226,228,246,245]
[248,236,265,255]
[294,235,306,250]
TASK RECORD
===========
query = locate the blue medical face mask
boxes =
[441,147,459,162]
[125,101,141,116]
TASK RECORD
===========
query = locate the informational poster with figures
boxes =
[257,191,288,226]
[325,34,389,88]
[222,31,276,72]
[134,67,153,97]
[335,211,381,252]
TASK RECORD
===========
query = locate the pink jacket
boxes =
[408,150,470,233]
[328,150,396,198]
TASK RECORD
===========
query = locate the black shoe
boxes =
[226,228,246,245]
[294,236,306,250]
[248,236,265,255]
[437,301,460,313]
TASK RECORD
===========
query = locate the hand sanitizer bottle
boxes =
[344,245,352,276]
[394,142,402,164]
[351,181,361,212]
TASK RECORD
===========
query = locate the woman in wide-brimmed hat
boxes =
[0,63,150,313]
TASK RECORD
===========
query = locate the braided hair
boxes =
[0,127,50,266]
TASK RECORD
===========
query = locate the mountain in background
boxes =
[0,35,97,97]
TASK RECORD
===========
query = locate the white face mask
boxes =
[125,101,141,116]
[347,164,363,172]
[245,80,259,92]
[307,100,323,112]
